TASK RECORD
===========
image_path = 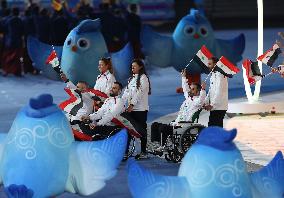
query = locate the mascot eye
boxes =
[184,25,195,36]
[66,38,72,46]
[77,38,90,50]
[199,27,208,37]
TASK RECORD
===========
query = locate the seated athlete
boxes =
[60,73,95,122]
[80,82,125,138]
[151,69,206,143]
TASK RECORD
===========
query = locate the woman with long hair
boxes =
[122,58,151,159]
[94,57,116,95]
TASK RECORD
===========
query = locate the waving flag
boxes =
[215,56,240,78]
[59,88,141,140]
[193,45,214,73]
[112,116,142,138]
[59,88,83,116]
[242,59,263,84]
[46,49,62,74]
[257,43,282,67]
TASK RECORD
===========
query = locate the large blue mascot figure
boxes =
[127,127,284,198]
[141,9,245,74]
[0,94,127,198]
[28,19,133,86]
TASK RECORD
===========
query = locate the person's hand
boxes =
[60,73,68,82]
[126,104,134,112]
[89,123,96,129]
[201,82,206,90]
[181,69,187,77]
[204,104,213,111]
[271,67,278,73]
[81,115,90,122]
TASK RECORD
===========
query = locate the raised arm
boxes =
[181,69,190,99]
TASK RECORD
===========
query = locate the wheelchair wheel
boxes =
[180,124,205,153]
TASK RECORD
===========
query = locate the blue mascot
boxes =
[0,94,127,198]
[141,9,245,74]
[127,127,284,198]
[27,19,133,86]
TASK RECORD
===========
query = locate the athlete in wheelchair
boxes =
[150,70,207,162]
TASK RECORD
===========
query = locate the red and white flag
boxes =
[257,43,282,67]
[193,45,214,72]
[59,88,83,116]
[242,59,263,84]
[46,50,62,74]
[59,88,108,115]
[112,116,141,138]
[215,56,240,78]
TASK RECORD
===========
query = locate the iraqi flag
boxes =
[46,50,62,74]
[112,116,142,138]
[242,59,263,84]
[257,43,282,67]
[193,45,214,73]
[215,56,240,78]
[59,88,83,116]
[59,88,108,116]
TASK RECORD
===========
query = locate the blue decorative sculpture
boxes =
[27,19,133,86]
[0,94,127,198]
[127,127,284,198]
[141,9,245,74]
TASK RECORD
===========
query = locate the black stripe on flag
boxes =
[70,91,83,116]
[214,67,233,78]
[53,65,62,74]
[251,61,262,76]
[267,48,282,67]
[193,55,210,73]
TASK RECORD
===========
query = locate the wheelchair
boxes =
[149,109,205,163]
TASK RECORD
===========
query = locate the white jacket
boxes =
[94,70,116,95]
[66,81,94,120]
[205,71,228,110]
[174,77,206,123]
[122,74,150,111]
[89,96,125,126]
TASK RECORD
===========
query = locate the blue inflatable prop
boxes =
[27,19,133,86]
[0,94,128,198]
[141,9,245,74]
[127,127,284,198]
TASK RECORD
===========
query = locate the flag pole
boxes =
[184,58,194,70]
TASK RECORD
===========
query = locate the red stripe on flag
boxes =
[220,56,240,73]
[242,59,256,84]
[87,89,108,98]
[59,88,77,110]
[112,118,142,138]
[64,88,75,97]
[46,50,57,64]
[200,45,213,59]
[257,47,272,61]
[72,129,93,141]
